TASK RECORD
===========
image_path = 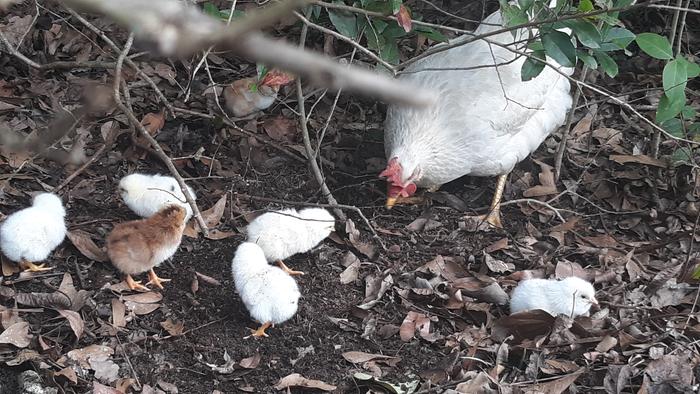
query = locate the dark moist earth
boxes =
[2,1,700,393]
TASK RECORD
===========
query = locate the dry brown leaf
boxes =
[595,335,618,353]
[452,274,509,305]
[492,310,556,342]
[395,4,412,32]
[123,291,162,315]
[54,366,78,384]
[263,115,297,142]
[185,194,227,237]
[160,319,184,336]
[67,229,108,262]
[484,238,509,253]
[239,352,261,369]
[340,260,360,284]
[342,351,401,366]
[345,219,376,259]
[554,261,594,282]
[191,275,199,294]
[58,309,84,340]
[483,252,513,273]
[195,271,222,286]
[523,160,557,197]
[63,344,113,368]
[141,112,165,136]
[610,154,668,168]
[15,273,89,311]
[399,311,434,342]
[273,373,337,392]
[111,299,126,328]
[523,369,584,394]
[0,321,31,347]
[92,381,121,394]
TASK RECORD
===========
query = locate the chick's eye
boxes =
[581,295,588,299]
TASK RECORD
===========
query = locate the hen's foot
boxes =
[19,260,53,272]
[463,210,503,229]
[277,260,304,276]
[145,269,171,289]
[125,275,149,291]
[244,322,272,339]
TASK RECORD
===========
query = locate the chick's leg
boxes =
[245,322,272,339]
[145,269,171,289]
[125,275,149,291]
[463,174,507,228]
[19,259,53,272]
[277,260,304,276]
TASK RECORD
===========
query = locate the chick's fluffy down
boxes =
[119,173,195,220]
[246,208,335,261]
[510,277,596,318]
[231,243,300,325]
[0,193,66,262]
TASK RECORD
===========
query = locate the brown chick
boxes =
[106,205,187,291]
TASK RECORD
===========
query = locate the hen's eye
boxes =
[581,295,587,299]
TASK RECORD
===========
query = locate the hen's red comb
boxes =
[379,157,402,185]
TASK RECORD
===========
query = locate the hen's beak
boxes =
[590,297,599,306]
[386,197,397,209]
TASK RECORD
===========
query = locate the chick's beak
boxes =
[590,297,599,306]
[386,197,397,209]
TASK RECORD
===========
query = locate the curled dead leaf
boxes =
[274,373,337,392]
[0,321,31,348]
[67,230,108,262]
[160,319,184,336]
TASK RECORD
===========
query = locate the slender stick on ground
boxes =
[112,33,209,236]
[296,24,346,222]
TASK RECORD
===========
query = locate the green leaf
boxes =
[542,31,576,67]
[567,20,602,48]
[656,93,686,123]
[390,0,402,13]
[519,0,535,11]
[603,27,636,49]
[660,118,684,137]
[682,105,697,119]
[669,147,693,167]
[593,51,618,77]
[578,51,598,69]
[414,26,448,42]
[256,63,268,81]
[521,50,546,81]
[677,56,700,78]
[328,5,358,38]
[499,0,529,27]
[578,0,594,12]
[635,33,673,60]
[663,58,688,103]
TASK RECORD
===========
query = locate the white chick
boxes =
[245,207,335,276]
[118,173,195,221]
[510,276,598,318]
[0,193,66,271]
[231,242,300,338]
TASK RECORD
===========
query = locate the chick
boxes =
[245,208,335,276]
[106,205,186,291]
[118,173,195,221]
[231,242,300,338]
[0,193,66,272]
[510,276,598,318]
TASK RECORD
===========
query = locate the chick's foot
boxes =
[276,260,304,276]
[19,260,53,272]
[146,269,171,289]
[125,275,149,291]
[244,322,272,339]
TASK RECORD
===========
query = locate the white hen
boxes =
[246,207,335,276]
[381,10,573,227]
[119,173,195,221]
[231,242,300,338]
[510,277,597,317]
[0,193,66,271]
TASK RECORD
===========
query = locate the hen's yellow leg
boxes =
[277,260,304,276]
[19,259,53,272]
[145,269,171,289]
[464,174,507,228]
[245,322,272,338]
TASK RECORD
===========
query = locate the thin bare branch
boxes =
[55,0,436,107]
